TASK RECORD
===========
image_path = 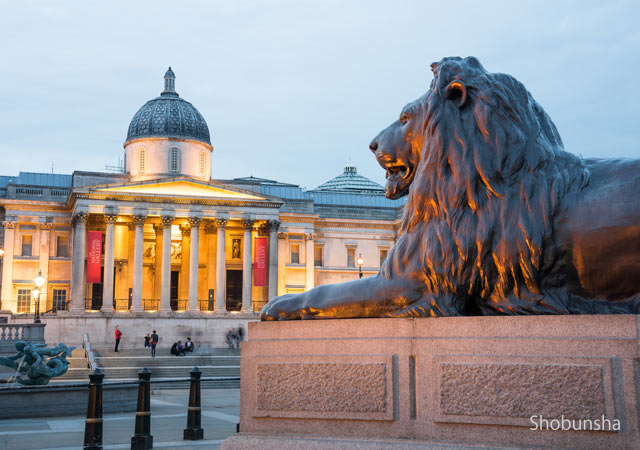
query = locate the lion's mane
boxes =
[383,57,594,315]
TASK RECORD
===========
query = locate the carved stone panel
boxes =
[251,355,394,420]
[434,355,616,427]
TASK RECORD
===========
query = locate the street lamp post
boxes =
[33,270,46,324]
[357,253,364,279]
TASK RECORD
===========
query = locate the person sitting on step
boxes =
[185,337,195,353]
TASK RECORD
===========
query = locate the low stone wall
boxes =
[0,323,45,353]
[0,383,137,419]
[223,315,640,450]
[31,312,259,348]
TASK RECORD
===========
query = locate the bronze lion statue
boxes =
[262,56,640,320]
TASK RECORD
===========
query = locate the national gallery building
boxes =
[0,69,403,345]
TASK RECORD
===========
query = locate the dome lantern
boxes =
[162,67,178,97]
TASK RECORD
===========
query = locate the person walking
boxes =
[150,330,159,357]
[236,326,244,349]
[114,325,122,352]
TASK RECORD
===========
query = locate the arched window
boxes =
[138,148,146,173]
[200,152,206,175]
[169,147,180,173]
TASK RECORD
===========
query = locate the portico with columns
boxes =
[64,178,282,315]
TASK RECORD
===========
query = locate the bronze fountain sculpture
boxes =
[0,341,75,385]
[262,56,640,320]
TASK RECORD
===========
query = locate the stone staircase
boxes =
[57,347,241,389]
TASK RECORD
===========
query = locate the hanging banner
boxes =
[86,231,103,283]
[253,237,267,286]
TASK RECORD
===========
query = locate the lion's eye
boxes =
[400,112,410,124]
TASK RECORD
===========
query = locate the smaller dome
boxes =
[125,68,211,146]
[313,164,384,194]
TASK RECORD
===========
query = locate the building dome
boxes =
[313,164,385,194]
[125,67,211,146]
[124,68,213,182]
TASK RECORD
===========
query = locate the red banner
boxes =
[253,237,267,286]
[87,231,103,283]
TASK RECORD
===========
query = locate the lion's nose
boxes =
[369,140,378,153]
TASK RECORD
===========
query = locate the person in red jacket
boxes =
[114,325,122,352]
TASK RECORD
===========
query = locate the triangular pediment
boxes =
[96,179,266,200]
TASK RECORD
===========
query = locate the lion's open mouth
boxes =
[383,160,414,199]
[386,163,410,180]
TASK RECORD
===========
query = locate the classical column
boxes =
[179,223,191,305]
[102,214,117,312]
[305,233,315,291]
[188,217,201,311]
[277,232,287,296]
[70,212,88,311]
[131,214,146,311]
[153,224,163,302]
[267,220,280,300]
[160,215,173,312]
[1,221,16,311]
[205,223,217,309]
[241,219,254,313]
[38,223,52,310]
[214,218,227,314]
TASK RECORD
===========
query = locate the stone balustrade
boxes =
[0,323,45,352]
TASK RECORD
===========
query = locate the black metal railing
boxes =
[44,300,70,314]
[81,367,240,449]
[198,300,214,312]
[114,298,131,311]
[84,298,103,311]
[142,299,159,311]
[171,300,188,311]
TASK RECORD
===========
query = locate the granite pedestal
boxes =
[222,315,639,450]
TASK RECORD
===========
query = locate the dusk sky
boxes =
[1,1,638,189]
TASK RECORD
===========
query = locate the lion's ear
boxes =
[445,80,467,108]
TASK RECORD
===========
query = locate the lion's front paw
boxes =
[260,294,308,321]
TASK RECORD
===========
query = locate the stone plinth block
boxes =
[222,315,640,450]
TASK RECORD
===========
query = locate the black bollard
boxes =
[84,368,104,450]
[184,367,204,440]
[131,368,153,450]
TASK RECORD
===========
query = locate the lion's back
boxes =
[559,158,640,300]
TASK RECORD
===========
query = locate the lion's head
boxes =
[369,94,427,199]
[373,56,590,314]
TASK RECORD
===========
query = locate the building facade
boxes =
[0,69,403,344]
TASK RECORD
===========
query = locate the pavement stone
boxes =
[0,388,239,450]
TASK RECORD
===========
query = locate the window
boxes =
[380,249,388,266]
[139,148,146,173]
[52,289,67,312]
[200,152,206,175]
[56,236,68,257]
[17,289,31,313]
[21,235,33,256]
[169,147,180,173]
[314,246,323,266]
[290,244,300,264]
[347,248,355,268]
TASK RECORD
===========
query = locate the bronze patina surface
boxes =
[0,341,75,385]
[262,56,640,319]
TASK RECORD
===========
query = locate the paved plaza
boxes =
[0,388,239,450]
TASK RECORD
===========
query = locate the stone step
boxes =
[100,367,239,379]
[93,347,240,357]
[96,356,240,367]
[52,378,240,390]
